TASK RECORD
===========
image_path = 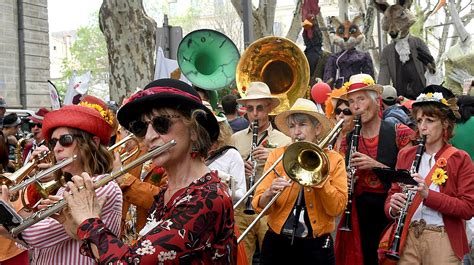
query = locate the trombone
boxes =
[108,133,140,163]
[237,120,343,243]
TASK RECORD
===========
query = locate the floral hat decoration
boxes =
[340,73,382,99]
[413,85,461,120]
[43,95,115,145]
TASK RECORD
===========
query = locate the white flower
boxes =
[136,248,146,255]
[158,250,177,261]
[175,194,192,205]
[141,239,152,248]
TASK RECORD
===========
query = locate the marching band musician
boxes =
[252,98,348,264]
[22,107,49,164]
[1,95,122,265]
[231,81,291,263]
[325,86,355,154]
[387,85,474,264]
[60,79,237,264]
[335,74,415,265]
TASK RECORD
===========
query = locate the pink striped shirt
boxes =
[21,175,123,265]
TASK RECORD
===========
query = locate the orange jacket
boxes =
[252,146,348,237]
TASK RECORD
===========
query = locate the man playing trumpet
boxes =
[252,98,348,264]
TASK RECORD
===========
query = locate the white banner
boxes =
[63,71,91,105]
[154,47,190,84]
[48,80,61,110]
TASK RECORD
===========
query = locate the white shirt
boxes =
[412,152,444,226]
[208,148,247,204]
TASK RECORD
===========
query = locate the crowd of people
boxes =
[0,71,473,265]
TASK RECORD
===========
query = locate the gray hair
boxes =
[367,90,379,103]
[286,113,319,127]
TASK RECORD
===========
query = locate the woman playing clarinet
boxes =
[387,85,474,264]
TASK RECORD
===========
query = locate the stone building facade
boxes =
[0,0,50,110]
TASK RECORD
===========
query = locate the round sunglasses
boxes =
[128,115,180,138]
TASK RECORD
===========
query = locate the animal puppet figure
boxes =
[323,15,374,89]
[374,0,436,99]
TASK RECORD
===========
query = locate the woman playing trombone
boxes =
[1,95,122,265]
[61,79,236,264]
[252,98,348,264]
[386,85,474,264]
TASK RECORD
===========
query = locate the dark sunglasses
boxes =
[30,123,42,128]
[48,134,81,149]
[129,115,180,138]
[335,108,352,116]
[246,104,269,113]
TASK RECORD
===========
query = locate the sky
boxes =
[48,0,102,32]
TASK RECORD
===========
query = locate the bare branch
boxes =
[285,0,303,41]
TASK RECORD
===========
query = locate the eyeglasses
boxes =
[48,134,81,149]
[30,123,42,128]
[129,115,180,138]
[246,104,269,113]
[335,108,352,116]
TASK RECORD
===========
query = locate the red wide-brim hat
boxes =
[43,105,114,145]
[117,78,219,142]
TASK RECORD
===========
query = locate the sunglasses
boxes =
[30,123,42,128]
[129,115,180,138]
[335,108,352,116]
[246,104,269,113]
[48,134,81,149]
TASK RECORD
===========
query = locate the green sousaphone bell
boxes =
[177,29,240,91]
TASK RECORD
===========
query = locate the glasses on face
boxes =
[48,134,81,149]
[246,104,269,113]
[30,123,42,128]
[129,115,180,138]
[335,108,352,116]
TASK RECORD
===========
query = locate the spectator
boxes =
[222,94,249,133]
[381,85,415,129]
[0,97,7,129]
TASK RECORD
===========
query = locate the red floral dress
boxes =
[77,171,237,264]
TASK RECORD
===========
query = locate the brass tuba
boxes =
[236,36,310,114]
[177,29,240,90]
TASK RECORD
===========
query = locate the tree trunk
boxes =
[316,13,331,52]
[285,0,302,41]
[231,0,278,39]
[436,8,451,65]
[99,0,157,103]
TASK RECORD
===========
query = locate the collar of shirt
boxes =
[246,122,274,135]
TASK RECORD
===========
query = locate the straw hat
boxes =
[275,98,331,139]
[341,74,382,99]
[236,82,280,110]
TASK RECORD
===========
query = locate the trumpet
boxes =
[108,133,140,163]
[6,140,176,237]
[237,120,344,243]
[0,151,51,190]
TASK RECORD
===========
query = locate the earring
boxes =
[190,145,199,159]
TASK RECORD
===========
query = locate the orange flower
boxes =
[436,157,447,168]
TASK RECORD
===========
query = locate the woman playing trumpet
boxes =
[386,85,474,264]
[62,79,236,264]
[1,95,122,265]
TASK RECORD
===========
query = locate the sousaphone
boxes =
[236,37,310,114]
[177,29,240,90]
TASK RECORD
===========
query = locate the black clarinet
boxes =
[385,135,426,260]
[244,120,259,215]
[339,115,361,231]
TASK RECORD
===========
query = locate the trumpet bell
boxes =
[177,29,240,90]
[236,36,310,114]
[283,141,329,187]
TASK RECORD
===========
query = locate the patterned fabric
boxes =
[77,171,237,264]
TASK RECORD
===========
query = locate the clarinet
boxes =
[339,115,362,231]
[385,135,426,260]
[244,120,259,215]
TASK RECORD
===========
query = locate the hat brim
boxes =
[341,84,383,99]
[236,96,280,111]
[274,109,332,140]
[29,116,43,124]
[117,93,219,141]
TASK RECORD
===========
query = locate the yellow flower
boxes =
[361,77,375,86]
[440,98,449,106]
[431,168,448,185]
[426,92,433,98]
[79,102,114,126]
[341,81,352,90]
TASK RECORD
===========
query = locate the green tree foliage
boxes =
[58,13,108,99]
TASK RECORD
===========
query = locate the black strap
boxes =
[205,146,237,166]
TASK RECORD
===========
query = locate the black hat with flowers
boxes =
[117,78,219,141]
[413,85,461,120]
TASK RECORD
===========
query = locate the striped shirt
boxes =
[21,175,123,265]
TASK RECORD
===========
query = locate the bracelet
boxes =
[388,206,399,219]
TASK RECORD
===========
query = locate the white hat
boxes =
[236,82,280,110]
